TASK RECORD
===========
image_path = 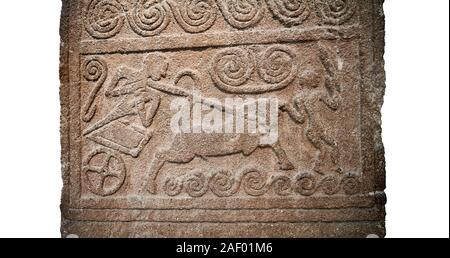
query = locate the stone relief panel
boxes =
[61,0,386,237]
[79,40,362,202]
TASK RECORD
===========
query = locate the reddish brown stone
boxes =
[60,0,386,238]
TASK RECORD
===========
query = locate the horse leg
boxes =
[146,152,167,194]
[271,141,295,170]
[146,148,196,194]
[322,135,342,173]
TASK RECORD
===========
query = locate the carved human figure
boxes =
[281,43,342,175]
[83,53,172,157]
[84,53,170,132]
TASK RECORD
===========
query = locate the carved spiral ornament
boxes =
[161,169,361,197]
[85,0,125,39]
[209,170,237,197]
[217,0,264,29]
[242,169,268,196]
[127,0,171,37]
[184,171,209,197]
[164,177,183,196]
[210,47,255,92]
[266,0,310,26]
[316,0,356,25]
[258,45,297,88]
[168,0,218,33]
[294,173,317,196]
[341,173,360,195]
[211,46,297,94]
[83,58,106,82]
[84,0,359,38]
[320,175,340,195]
[272,175,292,196]
[82,57,108,122]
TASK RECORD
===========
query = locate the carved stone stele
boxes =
[60,0,386,238]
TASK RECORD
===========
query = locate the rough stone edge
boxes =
[371,0,387,223]
[363,0,387,236]
[59,0,71,238]
[373,0,387,193]
[375,0,387,236]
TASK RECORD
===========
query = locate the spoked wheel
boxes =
[83,148,127,196]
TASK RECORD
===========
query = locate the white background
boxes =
[0,1,448,238]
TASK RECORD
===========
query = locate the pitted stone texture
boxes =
[60,0,386,238]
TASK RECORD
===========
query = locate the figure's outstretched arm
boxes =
[147,80,190,97]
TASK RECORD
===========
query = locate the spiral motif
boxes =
[210,47,255,93]
[341,174,360,195]
[83,58,106,82]
[242,169,268,196]
[319,175,340,195]
[209,170,237,197]
[159,171,364,197]
[266,0,310,26]
[164,177,183,196]
[217,0,264,29]
[85,0,125,39]
[258,45,297,88]
[127,0,171,37]
[168,0,217,33]
[82,58,108,122]
[271,175,292,196]
[294,173,317,196]
[184,171,209,197]
[315,0,357,25]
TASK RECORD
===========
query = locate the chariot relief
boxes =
[80,42,351,196]
[61,0,386,237]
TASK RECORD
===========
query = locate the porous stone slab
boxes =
[60,0,386,238]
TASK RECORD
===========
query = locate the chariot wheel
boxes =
[83,148,126,196]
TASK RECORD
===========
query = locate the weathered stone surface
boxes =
[60,0,386,238]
